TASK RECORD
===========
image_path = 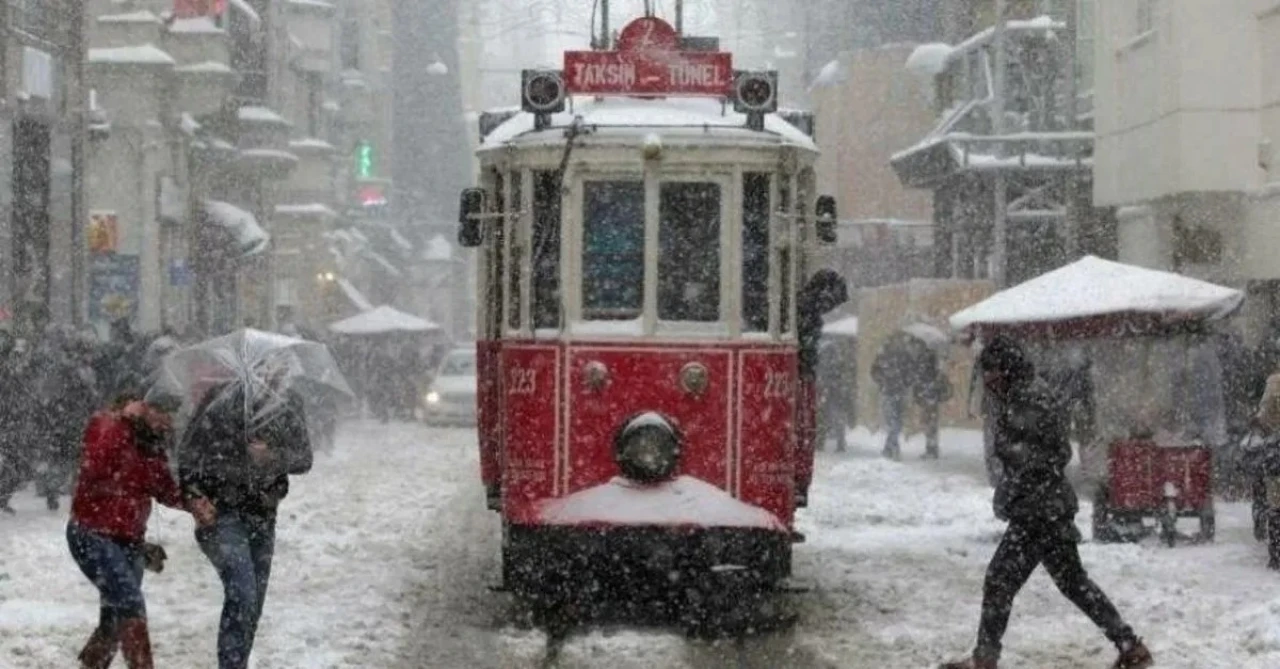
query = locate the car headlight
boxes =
[425,391,441,405]
[614,413,681,483]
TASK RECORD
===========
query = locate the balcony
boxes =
[173,61,236,116]
[284,0,337,73]
[163,16,230,67]
[93,10,164,49]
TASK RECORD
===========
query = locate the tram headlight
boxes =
[614,413,681,484]
[425,391,441,405]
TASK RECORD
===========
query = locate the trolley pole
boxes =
[600,0,610,49]
[991,0,1008,285]
[675,0,684,34]
[1062,0,1082,259]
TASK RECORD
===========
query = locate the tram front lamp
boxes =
[615,413,681,484]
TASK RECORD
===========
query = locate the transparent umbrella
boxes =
[148,328,354,454]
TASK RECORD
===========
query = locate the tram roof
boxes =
[479,96,818,153]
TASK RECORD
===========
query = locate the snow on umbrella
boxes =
[901,322,950,349]
[148,328,353,452]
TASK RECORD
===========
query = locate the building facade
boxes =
[1092,0,1280,342]
[1,1,87,334]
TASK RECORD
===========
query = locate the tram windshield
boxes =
[582,180,645,320]
[658,182,721,322]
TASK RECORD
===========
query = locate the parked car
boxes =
[422,348,477,426]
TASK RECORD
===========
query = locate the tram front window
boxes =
[659,182,722,322]
[583,180,645,320]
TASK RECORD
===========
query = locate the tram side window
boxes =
[742,173,771,332]
[532,171,562,329]
[659,182,722,322]
[507,172,524,330]
[487,172,506,337]
[583,181,645,320]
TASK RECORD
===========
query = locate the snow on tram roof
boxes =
[480,96,817,151]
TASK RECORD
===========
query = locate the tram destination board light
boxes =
[522,69,566,130]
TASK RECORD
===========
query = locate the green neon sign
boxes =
[356,142,374,178]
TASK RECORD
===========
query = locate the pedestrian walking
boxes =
[872,333,915,460]
[179,360,313,669]
[940,335,1152,669]
[913,343,951,460]
[67,393,189,669]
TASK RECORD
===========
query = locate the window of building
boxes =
[1136,0,1156,35]
[340,15,361,71]
[582,181,645,320]
[658,182,722,322]
[742,173,771,332]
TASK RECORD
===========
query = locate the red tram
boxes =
[455,16,841,609]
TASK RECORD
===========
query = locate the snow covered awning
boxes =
[824,315,859,338]
[950,256,1245,341]
[336,277,373,311]
[275,203,338,221]
[87,44,177,67]
[202,200,270,258]
[329,305,440,335]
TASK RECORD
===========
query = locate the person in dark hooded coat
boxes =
[941,335,1151,669]
[797,269,849,381]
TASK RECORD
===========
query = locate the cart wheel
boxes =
[1092,488,1121,544]
[1160,499,1178,548]
[1198,506,1216,543]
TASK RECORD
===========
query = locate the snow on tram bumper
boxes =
[504,476,792,591]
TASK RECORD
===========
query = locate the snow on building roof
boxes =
[203,200,270,256]
[810,58,846,89]
[275,203,338,218]
[180,113,201,135]
[286,0,337,11]
[336,278,373,311]
[229,0,263,28]
[289,137,337,151]
[423,234,452,261]
[238,105,290,125]
[98,10,162,24]
[949,256,1245,335]
[330,305,439,335]
[824,315,859,337]
[175,61,234,74]
[536,475,788,530]
[168,16,224,34]
[905,43,954,76]
[390,229,414,252]
[88,44,176,66]
[240,148,300,163]
[481,96,817,151]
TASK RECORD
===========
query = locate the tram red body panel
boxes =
[488,340,800,530]
[1108,440,1213,511]
[565,346,733,494]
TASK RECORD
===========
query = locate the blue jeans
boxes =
[881,394,906,458]
[197,511,277,669]
[66,522,147,633]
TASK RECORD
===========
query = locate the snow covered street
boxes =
[4,421,1280,668]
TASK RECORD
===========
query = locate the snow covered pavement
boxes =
[3,422,1280,668]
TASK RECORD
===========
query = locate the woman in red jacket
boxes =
[68,396,193,669]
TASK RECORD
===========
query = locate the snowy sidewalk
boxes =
[0,420,483,669]
[4,423,1280,668]
[796,428,1280,669]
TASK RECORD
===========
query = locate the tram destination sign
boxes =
[563,16,733,97]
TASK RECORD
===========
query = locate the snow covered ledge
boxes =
[537,475,787,532]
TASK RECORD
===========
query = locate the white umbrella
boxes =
[329,305,440,335]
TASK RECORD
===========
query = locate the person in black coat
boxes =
[942,335,1151,669]
[179,369,312,669]
[796,269,849,381]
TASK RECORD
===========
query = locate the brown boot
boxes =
[118,618,153,669]
[1114,639,1153,669]
[78,626,119,669]
[939,657,997,669]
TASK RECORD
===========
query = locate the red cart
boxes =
[1093,440,1215,546]
[950,257,1244,549]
